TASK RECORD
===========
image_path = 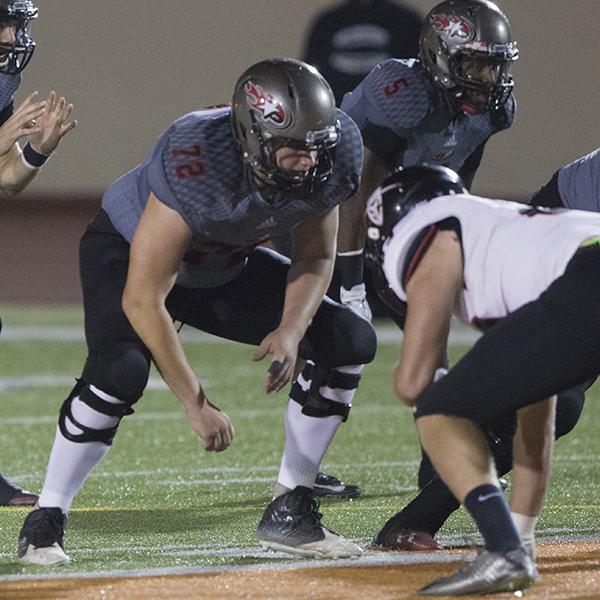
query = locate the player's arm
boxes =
[253,206,338,393]
[338,146,389,257]
[394,229,463,406]
[335,146,390,319]
[0,91,76,195]
[123,193,234,452]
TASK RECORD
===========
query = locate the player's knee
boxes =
[88,345,150,402]
[555,385,586,439]
[331,308,377,365]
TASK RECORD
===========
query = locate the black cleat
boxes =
[419,547,538,596]
[313,471,361,499]
[257,486,362,558]
[17,507,70,565]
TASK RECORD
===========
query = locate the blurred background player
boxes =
[17,58,376,566]
[0,0,76,507]
[302,0,422,106]
[365,164,600,595]
[338,0,517,318]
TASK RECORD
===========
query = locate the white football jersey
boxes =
[382,194,600,325]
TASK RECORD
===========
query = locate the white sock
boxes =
[511,511,538,559]
[275,365,362,494]
[38,387,125,513]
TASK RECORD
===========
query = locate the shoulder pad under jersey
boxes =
[358,59,431,132]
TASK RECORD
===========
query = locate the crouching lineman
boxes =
[371,146,600,553]
[16,58,376,566]
[364,164,600,595]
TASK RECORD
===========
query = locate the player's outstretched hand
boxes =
[0,91,45,156]
[253,327,300,393]
[28,90,76,155]
[185,393,234,452]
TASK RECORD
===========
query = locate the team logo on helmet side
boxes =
[366,188,384,228]
[244,81,292,129]
[430,13,476,46]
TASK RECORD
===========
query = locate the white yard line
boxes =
[1,532,599,583]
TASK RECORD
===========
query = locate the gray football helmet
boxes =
[0,0,37,74]
[231,58,339,190]
[419,0,518,113]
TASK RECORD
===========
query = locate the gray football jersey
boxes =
[340,58,515,171]
[557,148,600,213]
[102,106,363,287]
[0,72,21,123]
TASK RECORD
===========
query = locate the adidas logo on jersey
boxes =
[257,216,276,230]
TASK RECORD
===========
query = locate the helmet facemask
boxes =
[250,116,340,190]
[446,42,518,113]
[0,1,37,75]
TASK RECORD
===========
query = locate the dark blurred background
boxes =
[2,0,599,303]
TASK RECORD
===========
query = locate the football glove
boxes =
[340,283,372,321]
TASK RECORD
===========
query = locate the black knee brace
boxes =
[289,364,360,422]
[58,379,135,446]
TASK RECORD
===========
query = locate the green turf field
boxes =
[0,305,599,577]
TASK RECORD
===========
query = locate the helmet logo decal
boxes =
[430,13,476,45]
[366,189,384,227]
[244,81,292,129]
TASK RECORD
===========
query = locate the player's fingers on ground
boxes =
[270,359,292,392]
[203,434,217,451]
[219,428,232,450]
[252,342,270,362]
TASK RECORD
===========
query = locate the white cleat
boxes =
[19,542,70,566]
[17,507,69,566]
[257,486,363,559]
[259,528,363,558]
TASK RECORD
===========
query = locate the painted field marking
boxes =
[2,533,600,583]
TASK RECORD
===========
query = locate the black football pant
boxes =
[386,245,600,537]
[78,210,376,407]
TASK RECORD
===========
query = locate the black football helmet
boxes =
[0,0,37,74]
[231,58,339,191]
[419,0,518,114]
[365,165,466,267]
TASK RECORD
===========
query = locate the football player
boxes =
[16,58,376,566]
[0,0,76,507]
[373,147,600,554]
[365,164,600,595]
[337,0,517,317]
